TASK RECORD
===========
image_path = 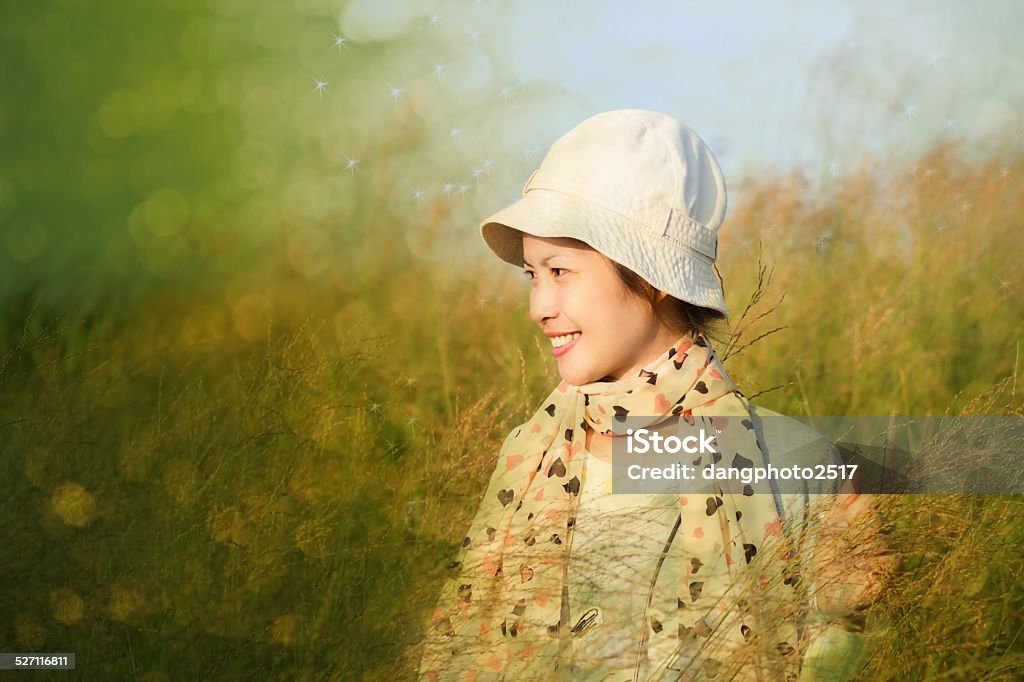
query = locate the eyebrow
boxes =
[522,254,564,268]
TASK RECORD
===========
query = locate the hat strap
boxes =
[654,206,718,261]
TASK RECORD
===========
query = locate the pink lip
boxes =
[551,334,579,358]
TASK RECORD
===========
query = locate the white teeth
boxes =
[550,333,581,348]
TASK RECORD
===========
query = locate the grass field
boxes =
[2,137,1023,680]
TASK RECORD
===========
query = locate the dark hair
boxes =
[610,260,729,344]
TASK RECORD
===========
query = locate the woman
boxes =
[418,110,891,681]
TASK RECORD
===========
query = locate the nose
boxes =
[529,277,558,326]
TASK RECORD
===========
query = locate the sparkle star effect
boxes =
[343,154,360,175]
[520,144,543,159]
[331,33,349,52]
[410,187,427,206]
[442,182,455,196]
[471,160,495,184]
[829,162,839,177]
[903,104,918,120]
[929,52,945,67]
[449,128,461,141]
[433,62,447,80]
[387,84,405,102]
[428,14,442,27]
[312,77,330,97]
[945,118,957,132]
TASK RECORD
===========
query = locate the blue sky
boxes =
[335,0,1022,222]
[488,0,1022,179]
[322,0,1024,268]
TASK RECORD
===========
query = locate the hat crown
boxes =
[478,109,731,316]
[527,109,727,236]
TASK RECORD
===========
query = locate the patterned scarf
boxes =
[419,332,803,681]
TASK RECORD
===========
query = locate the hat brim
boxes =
[479,188,728,316]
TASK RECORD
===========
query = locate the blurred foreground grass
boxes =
[2,143,1023,679]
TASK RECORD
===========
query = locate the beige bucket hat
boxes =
[480,109,729,316]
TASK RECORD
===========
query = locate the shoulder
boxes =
[499,418,538,452]
[747,404,843,492]
[500,384,575,447]
[748,404,831,451]
[503,423,526,444]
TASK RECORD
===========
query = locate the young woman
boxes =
[418,110,892,681]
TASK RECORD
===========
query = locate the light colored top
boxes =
[563,449,683,680]
[555,409,874,682]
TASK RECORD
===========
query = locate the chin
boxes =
[557,364,601,387]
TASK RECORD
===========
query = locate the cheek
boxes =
[582,301,640,346]
[578,296,612,332]
[612,292,652,328]
[618,305,661,348]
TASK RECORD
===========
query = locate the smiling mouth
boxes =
[550,332,581,348]
[550,332,580,357]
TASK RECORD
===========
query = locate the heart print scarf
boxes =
[418,332,803,680]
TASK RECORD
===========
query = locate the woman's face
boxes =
[522,234,680,386]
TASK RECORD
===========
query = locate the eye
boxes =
[551,268,567,277]
[522,269,535,280]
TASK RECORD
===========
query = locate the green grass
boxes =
[1,142,1023,680]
